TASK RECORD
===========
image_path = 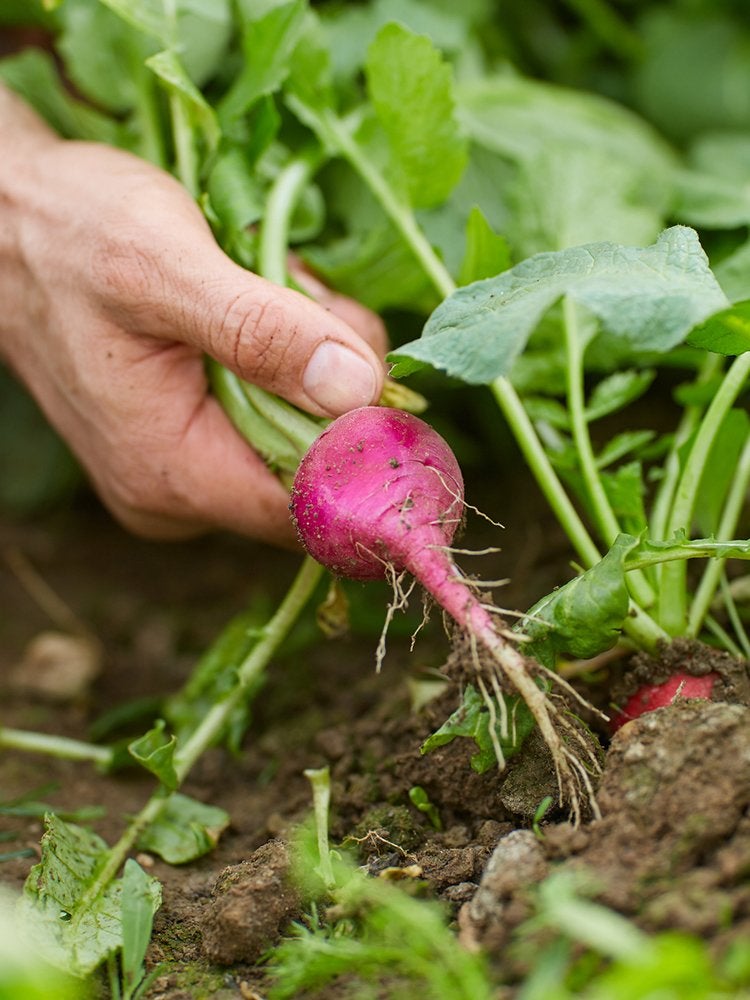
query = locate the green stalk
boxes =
[686,435,750,639]
[169,93,199,197]
[172,557,324,780]
[659,351,750,634]
[625,541,750,572]
[491,376,601,569]
[0,727,113,766]
[259,152,322,286]
[303,765,336,890]
[649,352,723,543]
[562,299,655,611]
[75,556,324,917]
[563,298,622,548]
[163,0,198,196]
[131,63,167,169]
[320,110,455,299]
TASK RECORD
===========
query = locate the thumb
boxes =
[167,248,385,418]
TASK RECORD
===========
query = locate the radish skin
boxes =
[291,406,599,822]
[611,672,718,732]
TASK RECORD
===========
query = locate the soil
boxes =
[2,475,750,999]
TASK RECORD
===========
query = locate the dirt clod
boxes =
[201,840,301,966]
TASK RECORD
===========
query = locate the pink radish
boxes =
[291,405,599,821]
[610,672,718,732]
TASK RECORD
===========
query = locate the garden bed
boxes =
[2,478,749,998]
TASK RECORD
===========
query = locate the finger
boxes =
[196,267,385,418]
[288,258,390,356]
[116,224,386,418]
[100,397,300,546]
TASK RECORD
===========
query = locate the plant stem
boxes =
[563,298,622,548]
[0,727,113,766]
[169,93,199,196]
[131,63,166,169]
[76,557,324,915]
[172,557,324,781]
[303,766,336,890]
[162,0,199,196]
[626,540,750,572]
[490,376,601,569]
[649,352,723,543]
[259,152,321,286]
[686,435,750,639]
[322,111,455,299]
[659,351,750,633]
[562,299,655,611]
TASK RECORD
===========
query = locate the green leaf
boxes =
[596,430,657,470]
[600,462,648,536]
[457,75,674,255]
[207,145,265,231]
[420,684,534,774]
[145,48,220,150]
[94,0,232,86]
[20,814,161,977]
[120,859,156,994]
[518,534,638,666]
[128,720,178,791]
[302,224,436,313]
[365,22,467,209]
[585,370,656,422]
[687,300,750,356]
[0,48,126,144]
[136,793,229,864]
[95,0,169,41]
[390,227,729,384]
[458,206,511,286]
[625,535,750,572]
[218,0,306,126]
[673,169,750,230]
[0,887,80,999]
[57,0,155,114]
[715,240,750,304]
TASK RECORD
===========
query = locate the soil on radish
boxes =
[2,493,750,998]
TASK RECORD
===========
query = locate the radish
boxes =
[610,672,718,732]
[290,406,600,822]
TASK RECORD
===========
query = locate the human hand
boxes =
[0,88,386,545]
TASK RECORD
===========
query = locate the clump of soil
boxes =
[460,698,750,971]
[200,840,301,965]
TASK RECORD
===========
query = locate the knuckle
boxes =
[89,226,164,317]
[216,291,294,381]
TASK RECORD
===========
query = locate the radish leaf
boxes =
[21,813,161,976]
[687,301,750,355]
[458,206,511,286]
[365,22,467,209]
[391,227,729,383]
[217,0,306,127]
[128,720,178,791]
[135,793,229,864]
[420,684,534,774]
[518,534,638,666]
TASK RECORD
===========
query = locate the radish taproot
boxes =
[290,406,600,822]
